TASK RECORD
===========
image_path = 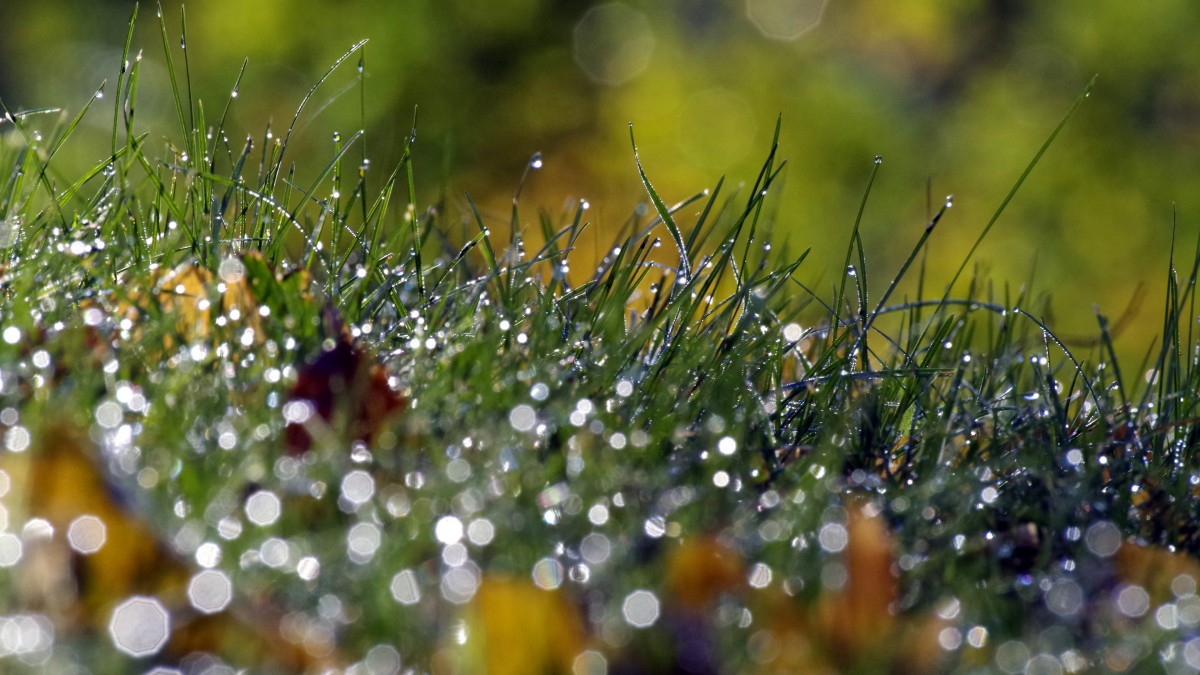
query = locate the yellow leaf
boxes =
[450,574,587,675]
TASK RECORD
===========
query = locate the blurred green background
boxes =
[3,0,1199,359]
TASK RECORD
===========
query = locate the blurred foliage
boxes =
[4,0,1200,355]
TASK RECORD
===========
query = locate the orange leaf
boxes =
[284,313,404,455]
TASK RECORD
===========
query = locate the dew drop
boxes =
[873,155,883,165]
[529,152,543,170]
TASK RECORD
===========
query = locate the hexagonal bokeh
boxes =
[363,644,401,675]
[746,0,828,41]
[0,614,54,659]
[390,569,421,606]
[66,514,107,554]
[573,2,655,85]
[187,570,233,615]
[108,596,171,657]
[244,490,282,527]
[622,589,660,628]
[0,532,22,567]
[341,470,376,507]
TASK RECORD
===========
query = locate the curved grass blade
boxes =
[944,76,1097,297]
[629,124,692,282]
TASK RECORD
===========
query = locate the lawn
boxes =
[2,10,1200,675]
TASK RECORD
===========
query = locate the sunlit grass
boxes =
[1,7,1200,674]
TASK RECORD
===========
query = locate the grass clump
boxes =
[2,9,1200,675]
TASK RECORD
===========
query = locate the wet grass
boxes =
[1,8,1200,675]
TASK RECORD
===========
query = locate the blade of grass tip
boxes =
[942,76,1096,300]
[630,124,692,283]
[357,50,367,172]
[0,106,63,130]
[502,152,540,296]
[853,228,869,370]
[684,178,722,253]
[267,39,368,190]
[210,59,248,173]
[180,6,196,142]
[363,162,401,264]
[219,134,254,246]
[686,178,729,254]
[465,192,502,296]
[1143,212,1179,414]
[53,143,133,216]
[11,89,100,231]
[330,131,345,284]
[355,50,370,254]
[853,198,950,367]
[536,213,563,295]
[403,108,420,298]
[111,4,138,160]
[738,116,783,278]
[833,156,881,348]
[44,84,104,166]
[286,130,362,226]
[1186,226,1200,382]
[157,2,191,155]
[1168,207,1200,400]
[192,99,210,252]
[1051,305,1113,415]
[122,51,143,156]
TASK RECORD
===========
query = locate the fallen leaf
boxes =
[284,309,405,455]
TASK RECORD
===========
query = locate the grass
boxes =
[1,8,1200,675]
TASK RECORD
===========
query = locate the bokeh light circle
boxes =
[187,570,233,615]
[573,2,655,85]
[108,596,170,657]
[622,589,660,628]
